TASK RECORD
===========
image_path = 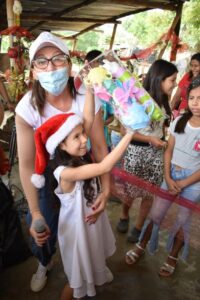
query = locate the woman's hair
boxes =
[47,146,101,207]
[143,59,178,125]
[175,76,200,133]
[188,52,200,79]
[30,55,77,115]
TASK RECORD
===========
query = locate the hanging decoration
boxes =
[0,2,34,104]
[13,0,23,26]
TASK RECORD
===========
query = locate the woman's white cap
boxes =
[29,31,69,63]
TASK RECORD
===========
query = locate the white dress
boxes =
[54,166,116,299]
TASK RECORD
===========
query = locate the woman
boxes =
[15,32,110,293]
[171,52,200,114]
[116,59,177,244]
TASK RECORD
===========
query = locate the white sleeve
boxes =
[53,166,66,183]
[15,91,39,128]
[169,117,180,136]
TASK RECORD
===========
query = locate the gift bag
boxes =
[75,50,164,131]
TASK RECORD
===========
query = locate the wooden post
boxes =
[170,4,183,61]
[157,4,183,59]
[6,0,14,27]
[72,38,77,52]
[6,0,14,67]
[109,23,118,50]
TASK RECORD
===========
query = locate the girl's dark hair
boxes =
[47,146,101,207]
[188,52,200,79]
[175,75,200,133]
[31,76,77,115]
[143,59,177,126]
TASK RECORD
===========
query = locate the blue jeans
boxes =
[26,184,59,266]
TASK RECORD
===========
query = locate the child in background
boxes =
[116,59,178,243]
[126,77,200,277]
[171,53,200,115]
[31,91,134,299]
[85,49,114,150]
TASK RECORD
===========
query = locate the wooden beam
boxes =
[109,23,118,50]
[23,15,120,24]
[28,0,97,31]
[108,0,176,11]
[158,4,183,59]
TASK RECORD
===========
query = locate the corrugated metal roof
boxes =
[0,0,189,37]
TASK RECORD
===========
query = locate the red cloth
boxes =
[178,72,191,112]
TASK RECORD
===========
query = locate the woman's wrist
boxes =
[31,209,43,219]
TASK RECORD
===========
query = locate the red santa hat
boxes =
[31,113,83,188]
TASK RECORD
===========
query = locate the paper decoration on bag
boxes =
[75,51,164,131]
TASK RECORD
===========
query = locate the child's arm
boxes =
[176,169,200,189]
[60,132,133,182]
[164,134,181,195]
[120,125,167,149]
[83,88,95,136]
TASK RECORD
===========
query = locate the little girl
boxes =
[125,76,200,277]
[31,100,134,298]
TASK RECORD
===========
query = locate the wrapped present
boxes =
[75,51,164,131]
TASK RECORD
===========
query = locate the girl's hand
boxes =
[85,192,108,224]
[166,177,181,195]
[149,136,167,149]
[30,214,50,247]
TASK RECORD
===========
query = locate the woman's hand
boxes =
[85,191,109,224]
[30,213,50,247]
[166,177,181,195]
[149,136,167,149]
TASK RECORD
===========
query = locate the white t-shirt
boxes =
[170,117,200,171]
[15,90,101,130]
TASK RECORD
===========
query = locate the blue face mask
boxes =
[37,67,69,96]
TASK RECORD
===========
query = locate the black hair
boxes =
[175,76,200,133]
[188,52,200,79]
[85,50,102,62]
[47,146,101,207]
[143,59,178,126]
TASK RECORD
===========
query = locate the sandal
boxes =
[125,243,145,265]
[158,255,178,277]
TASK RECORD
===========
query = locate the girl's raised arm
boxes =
[60,131,134,182]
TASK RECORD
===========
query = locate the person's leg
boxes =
[116,202,130,233]
[125,190,172,265]
[60,284,73,300]
[127,146,164,243]
[135,196,153,230]
[159,229,184,277]
[127,195,153,243]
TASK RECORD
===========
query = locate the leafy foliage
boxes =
[122,0,200,51]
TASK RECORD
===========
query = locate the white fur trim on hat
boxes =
[46,114,83,156]
[31,173,46,189]
[29,32,69,63]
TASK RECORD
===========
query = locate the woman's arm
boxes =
[0,101,4,126]
[83,88,95,136]
[15,115,49,245]
[60,132,133,182]
[89,109,110,208]
[170,87,181,110]
[164,134,181,194]
[0,78,10,103]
